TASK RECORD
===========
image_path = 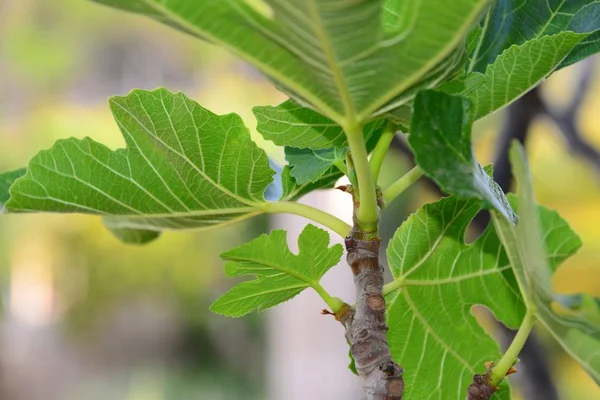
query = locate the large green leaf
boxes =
[385,194,580,399]
[93,0,489,123]
[469,0,600,72]
[6,89,274,233]
[409,90,515,222]
[210,224,343,317]
[467,32,586,119]
[492,143,599,383]
[0,168,26,212]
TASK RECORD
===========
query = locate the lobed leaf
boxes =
[492,143,599,383]
[469,0,600,73]
[385,194,580,399]
[93,0,489,123]
[210,224,343,317]
[409,90,515,222]
[5,89,274,235]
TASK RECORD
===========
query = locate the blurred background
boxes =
[0,1,599,399]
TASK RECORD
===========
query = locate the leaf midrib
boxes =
[142,0,343,122]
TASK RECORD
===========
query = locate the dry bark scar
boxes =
[466,371,498,400]
[342,231,404,400]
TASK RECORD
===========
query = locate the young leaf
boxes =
[385,194,580,399]
[469,0,600,72]
[467,32,586,120]
[409,90,515,222]
[0,168,26,212]
[285,146,346,184]
[279,118,384,184]
[254,101,348,150]
[492,142,599,383]
[210,224,343,317]
[93,0,489,122]
[6,89,274,235]
[279,166,342,202]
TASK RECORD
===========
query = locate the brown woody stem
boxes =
[339,227,404,399]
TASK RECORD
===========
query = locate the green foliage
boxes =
[469,0,600,72]
[384,193,579,399]
[492,143,600,383]
[3,0,600,398]
[6,89,274,232]
[409,91,515,221]
[92,0,486,123]
[210,224,343,317]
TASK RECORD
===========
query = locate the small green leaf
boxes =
[6,89,274,238]
[0,168,26,211]
[385,194,579,399]
[469,0,600,72]
[409,90,515,222]
[492,142,599,383]
[278,118,384,185]
[285,146,346,184]
[279,166,342,202]
[468,32,587,119]
[104,223,161,245]
[210,224,343,317]
[254,101,348,150]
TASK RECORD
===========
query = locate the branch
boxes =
[340,231,404,400]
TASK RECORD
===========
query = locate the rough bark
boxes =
[338,229,404,400]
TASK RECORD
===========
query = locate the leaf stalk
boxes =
[263,201,351,238]
[382,166,424,204]
[370,120,397,183]
[345,123,379,232]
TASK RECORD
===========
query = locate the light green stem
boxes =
[382,277,404,297]
[490,306,536,386]
[333,159,348,176]
[370,120,397,183]
[264,201,351,238]
[382,166,424,204]
[313,283,345,313]
[345,123,378,232]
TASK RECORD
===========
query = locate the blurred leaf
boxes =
[467,32,586,119]
[469,0,600,72]
[6,89,274,237]
[103,223,161,245]
[409,90,515,222]
[0,168,26,211]
[385,193,582,398]
[92,0,488,122]
[210,224,343,317]
[492,142,599,384]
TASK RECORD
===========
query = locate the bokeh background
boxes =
[0,1,599,399]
